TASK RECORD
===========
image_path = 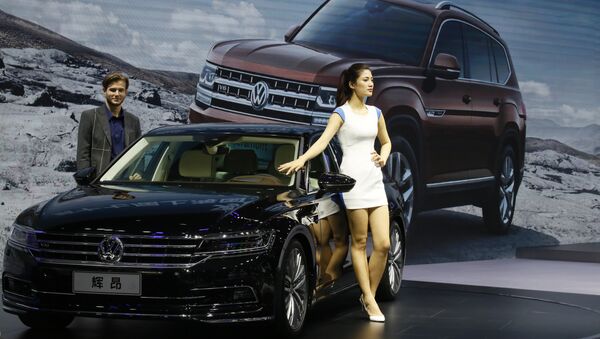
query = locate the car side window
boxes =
[463,24,492,82]
[432,21,465,77]
[491,40,510,84]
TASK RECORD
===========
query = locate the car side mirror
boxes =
[73,167,97,186]
[318,172,355,193]
[284,24,301,42]
[429,53,461,80]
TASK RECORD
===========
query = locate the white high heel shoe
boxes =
[359,295,385,322]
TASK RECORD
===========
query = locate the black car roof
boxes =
[146,123,323,137]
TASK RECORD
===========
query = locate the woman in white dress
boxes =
[278,63,391,322]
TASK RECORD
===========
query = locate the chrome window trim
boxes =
[428,18,512,86]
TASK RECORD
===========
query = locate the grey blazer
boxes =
[76,106,142,173]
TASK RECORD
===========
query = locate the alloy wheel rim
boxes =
[283,248,307,330]
[389,152,414,224]
[387,224,404,293]
[499,155,515,224]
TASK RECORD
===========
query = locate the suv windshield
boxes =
[99,135,299,186]
[293,0,434,65]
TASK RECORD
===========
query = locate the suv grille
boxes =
[32,232,206,268]
[211,67,320,124]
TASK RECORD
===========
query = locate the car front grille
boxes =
[32,232,206,268]
[210,67,320,124]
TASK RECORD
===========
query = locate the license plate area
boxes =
[73,271,141,296]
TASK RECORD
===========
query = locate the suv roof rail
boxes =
[435,1,498,35]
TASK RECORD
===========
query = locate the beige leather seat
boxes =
[178,150,215,179]
[272,144,296,185]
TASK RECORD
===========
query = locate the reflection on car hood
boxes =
[207,39,393,86]
[19,184,294,234]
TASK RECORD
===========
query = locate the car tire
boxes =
[483,145,517,234]
[18,312,74,329]
[388,137,418,225]
[376,219,405,301]
[274,239,309,337]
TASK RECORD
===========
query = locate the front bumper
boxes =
[2,243,277,322]
[189,102,279,124]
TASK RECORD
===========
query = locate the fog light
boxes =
[3,275,33,297]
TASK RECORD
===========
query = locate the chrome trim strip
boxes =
[211,91,315,116]
[37,232,203,240]
[215,78,317,101]
[34,256,212,269]
[427,176,495,188]
[35,248,196,258]
[218,65,318,90]
[3,298,272,322]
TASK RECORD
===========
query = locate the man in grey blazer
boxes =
[76,71,141,174]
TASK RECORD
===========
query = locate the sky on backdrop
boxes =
[0,0,598,127]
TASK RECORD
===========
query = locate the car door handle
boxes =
[493,98,501,106]
[462,95,472,104]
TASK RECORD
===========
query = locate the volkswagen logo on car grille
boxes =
[98,236,124,263]
[250,81,269,111]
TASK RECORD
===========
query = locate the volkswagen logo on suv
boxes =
[98,236,124,263]
[250,81,269,111]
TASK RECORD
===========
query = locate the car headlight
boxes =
[198,63,217,89]
[8,223,39,250]
[195,63,217,106]
[315,86,337,111]
[197,229,274,255]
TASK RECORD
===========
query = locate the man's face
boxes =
[103,80,128,107]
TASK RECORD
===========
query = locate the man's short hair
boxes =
[102,71,129,91]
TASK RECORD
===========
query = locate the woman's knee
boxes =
[373,239,390,254]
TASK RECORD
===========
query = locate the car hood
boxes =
[207,39,395,86]
[16,184,300,234]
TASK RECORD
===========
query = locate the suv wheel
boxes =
[389,137,418,225]
[19,312,74,329]
[274,240,309,336]
[376,219,405,301]
[483,145,517,234]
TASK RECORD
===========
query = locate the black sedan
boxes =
[2,123,407,335]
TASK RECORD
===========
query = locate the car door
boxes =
[422,20,473,184]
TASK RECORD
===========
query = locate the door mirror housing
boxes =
[73,167,97,186]
[318,172,355,193]
[428,53,461,80]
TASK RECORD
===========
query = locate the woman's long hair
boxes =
[335,63,371,106]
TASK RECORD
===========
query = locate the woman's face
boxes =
[350,69,374,99]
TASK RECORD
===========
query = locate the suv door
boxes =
[464,25,516,175]
[424,20,473,184]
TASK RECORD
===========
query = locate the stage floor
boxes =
[2,278,600,339]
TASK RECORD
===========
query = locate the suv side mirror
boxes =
[73,167,97,186]
[318,172,355,193]
[284,24,301,42]
[429,53,461,80]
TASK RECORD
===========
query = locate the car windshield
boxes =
[293,0,434,65]
[99,134,299,186]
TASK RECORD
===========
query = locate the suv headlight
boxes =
[198,63,217,89]
[315,86,337,111]
[196,63,217,106]
[8,223,39,250]
[197,229,274,255]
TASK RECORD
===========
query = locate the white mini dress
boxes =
[333,103,388,209]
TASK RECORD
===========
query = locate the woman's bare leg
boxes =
[367,205,390,297]
[347,208,383,317]
[311,219,332,282]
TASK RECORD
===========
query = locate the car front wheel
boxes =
[274,239,309,336]
[483,145,517,234]
[388,137,418,226]
[376,219,405,301]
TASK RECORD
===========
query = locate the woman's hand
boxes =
[371,151,386,168]
[278,158,306,175]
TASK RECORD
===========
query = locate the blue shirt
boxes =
[104,105,125,160]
